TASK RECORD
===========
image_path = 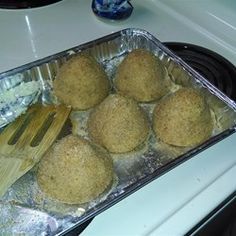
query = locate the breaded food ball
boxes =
[153,88,213,147]
[37,135,113,204]
[53,54,110,110]
[88,94,149,153]
[115,49,168,102]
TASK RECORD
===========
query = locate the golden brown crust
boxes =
[115,49,168,102]
[87,94,149,153]
[37,135,113,204]
[153,88,213,147]
[53,54,110,110]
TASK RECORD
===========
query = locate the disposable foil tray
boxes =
[0,28,236,235]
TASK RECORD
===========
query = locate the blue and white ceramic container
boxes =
[91,0,133,20]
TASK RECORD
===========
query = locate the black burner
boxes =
[0,0,62,9]
[164,42,236,101]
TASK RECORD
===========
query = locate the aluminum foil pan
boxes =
[0,28,236,235]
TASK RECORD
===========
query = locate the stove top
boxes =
[0,0,235,235]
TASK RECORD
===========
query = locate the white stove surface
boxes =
[0,0,235,235]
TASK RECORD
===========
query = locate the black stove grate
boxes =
[164,43,236,101]
[0,0,62,9]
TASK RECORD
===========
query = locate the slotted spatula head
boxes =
[0,104,71,197]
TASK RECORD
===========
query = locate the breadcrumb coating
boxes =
[153,88,213,146]
[53,54,110,110]
[88,94,149,153]
[37,135,113,204]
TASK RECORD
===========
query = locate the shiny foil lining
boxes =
[0,28,236,235]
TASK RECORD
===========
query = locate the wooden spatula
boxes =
[0,104,71,197]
